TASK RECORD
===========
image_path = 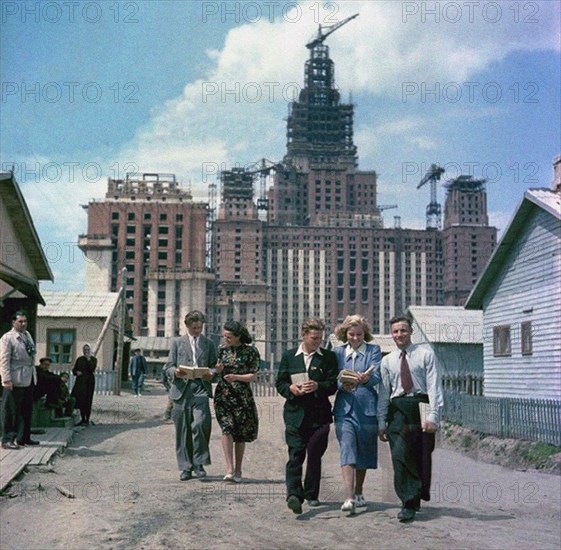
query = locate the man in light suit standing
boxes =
[165,310,217,481]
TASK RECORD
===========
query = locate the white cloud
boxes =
[112,0,559,198]
[13,0,559,290]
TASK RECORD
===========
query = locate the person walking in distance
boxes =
[377,316,444,523]
[129,348,147,397]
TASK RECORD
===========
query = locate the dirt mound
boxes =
[440,422,561,474]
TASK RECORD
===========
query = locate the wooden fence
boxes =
[251,370,278,397]
[442,373,484,396]
[53,369,116,396]
[443,390,561,447]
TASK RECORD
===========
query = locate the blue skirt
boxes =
[335,412,378,469]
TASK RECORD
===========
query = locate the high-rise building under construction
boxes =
[211,16,497,362]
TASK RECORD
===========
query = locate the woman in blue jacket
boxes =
[333,315,382,515]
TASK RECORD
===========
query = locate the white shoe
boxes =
[341,499,356,514]
[354,494,367,508]
[223,474,235,482]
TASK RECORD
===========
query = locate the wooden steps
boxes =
[0,427,74,492]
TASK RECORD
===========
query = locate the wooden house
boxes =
[465,186,561,400]
[36,291,126,373]
[0,172,53,335]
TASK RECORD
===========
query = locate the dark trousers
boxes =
[1,385,33,444]
[55,397,76,418]
[285,422,330,502]
[387,396,435,509]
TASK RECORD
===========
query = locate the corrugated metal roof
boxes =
[408,306,483,344]
[134,336,173,352]
[38,291,120,318]
[526,188,561,220]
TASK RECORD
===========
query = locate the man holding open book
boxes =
[165,310,217,481]
[377,316,444,523]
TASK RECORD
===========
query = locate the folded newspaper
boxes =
[291,372,309,386]
[419,402,431,427]
[178,365,211,380]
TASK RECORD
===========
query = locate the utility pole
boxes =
[114,267,128,395]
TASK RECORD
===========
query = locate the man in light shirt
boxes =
[378,315,444,523]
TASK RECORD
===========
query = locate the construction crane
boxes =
[377,204,398,212]
[306,13,359,50]
[245,158,283,212]
[417,164,445,230]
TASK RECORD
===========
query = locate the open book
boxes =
[178,365,211,380]
[338,365,375,384]
[337,369,360,384]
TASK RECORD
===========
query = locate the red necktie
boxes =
[400,350,413,394]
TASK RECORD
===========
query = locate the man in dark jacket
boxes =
[34,357,60,407]
[129,348,147,397]
[275,318,338,514]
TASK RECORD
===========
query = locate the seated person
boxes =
[53,372,76,418]
[35,357,61,407]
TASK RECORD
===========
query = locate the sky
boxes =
[1,0,560,291]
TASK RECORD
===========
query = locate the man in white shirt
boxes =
[377,316,444,523]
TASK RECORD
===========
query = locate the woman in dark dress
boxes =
[214,321,259,482]
[71,344,97,426]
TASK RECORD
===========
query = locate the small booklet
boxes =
[178,365,211,380]
[337,369,360,384]
[419,402,431,428]
[291,372,309,386]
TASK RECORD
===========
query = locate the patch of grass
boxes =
[518,442,560,469]
[461,435,473,449]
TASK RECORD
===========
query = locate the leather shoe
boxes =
[193,465,207,478]
[2,441,21,450]
[287,495,302,515]
[17,439,40,446]
[180,470,192,481]
[398,507,416,522]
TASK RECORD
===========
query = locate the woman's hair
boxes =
[335,315,373,343]
[223,320,252,344]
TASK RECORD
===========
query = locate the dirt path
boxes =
[1,382,559,550]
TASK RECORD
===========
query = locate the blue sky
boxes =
[1,0,560,290]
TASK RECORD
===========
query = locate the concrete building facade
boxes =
[79,173,212,337]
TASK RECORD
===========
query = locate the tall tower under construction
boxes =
[442,176,497,305]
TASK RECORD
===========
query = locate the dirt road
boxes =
[1,382,559,550]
